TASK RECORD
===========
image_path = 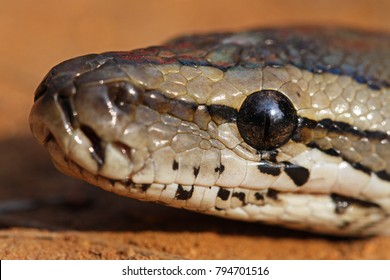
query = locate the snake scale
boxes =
[29,27,390,236]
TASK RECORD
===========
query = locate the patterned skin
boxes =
[30,27,390,235]
[106,27,390,89]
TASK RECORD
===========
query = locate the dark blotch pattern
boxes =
[254,192,264,201]
[283,162,310,186]
[266,189,279,200]
[175,185,194,200]
[295,117,390,181]
[193,166,200,177]
[172,160,179,170]
[232,192,246,203]
[377,171,390,181]
[258,160,309,186]
[217,188,230,201]
[307,142,340,156]
[215,164,225,174]
[208,105,237,125]
[258,160,281,176]
[352,162,372,175]
[141,184,150,192]
[143,90,197,121]
[108,179,116,186]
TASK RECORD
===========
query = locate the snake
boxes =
[29,27,390,236]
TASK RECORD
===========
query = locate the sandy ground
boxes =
[0,0,390,259]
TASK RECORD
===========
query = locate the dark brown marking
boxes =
[108,179,116,186]
[296,118,390,181]
[268,150,278,162]
[217,188,230,201]
[283,162,310,186]
[297,117,389,143]
[307,142,340,156]
[170,98,198,121]
[377,170,390,181]
[258,160,281,176]
[215,164,225,174]
[254,192,264,201]
[172,160,179,170]
[143,90,197,121]
[208,104,237,125]
[123,180,133,187]
[232,192,246,203]
[266,189,279,200]
[141,184,150,192]
[352,162,371,175]
[175,185,194,200]
[291,117,317,143]
[143,90,171,113]
[193,166,200,177]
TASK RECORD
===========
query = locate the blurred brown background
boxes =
[0,0,389,259]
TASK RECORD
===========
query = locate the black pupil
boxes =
[237,90,297,150]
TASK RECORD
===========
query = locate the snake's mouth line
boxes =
[44,127,384,205]
[41,129,387,237]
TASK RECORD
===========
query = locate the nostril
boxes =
[107,82,143,113]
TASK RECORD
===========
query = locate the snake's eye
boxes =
[237,90,297,150]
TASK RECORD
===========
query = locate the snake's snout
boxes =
[30,54,101,145]
[29,54,148,181]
